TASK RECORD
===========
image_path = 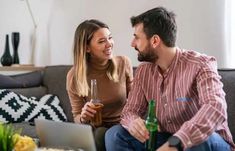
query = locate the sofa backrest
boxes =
[218,69,235,140]
[43,65,73,122]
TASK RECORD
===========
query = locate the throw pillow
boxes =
[0,89,67,123]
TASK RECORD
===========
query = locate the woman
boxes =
[66,19,133,151]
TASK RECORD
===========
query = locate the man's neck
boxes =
[156,46,177,73]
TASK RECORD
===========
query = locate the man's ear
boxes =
[151,35,160,48]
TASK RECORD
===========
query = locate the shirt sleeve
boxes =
[174,58,227,149]
[66,68,86,123]
[120,65,148,129]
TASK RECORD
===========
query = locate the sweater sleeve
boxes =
[124,56,134,95]
[66,68,86,123]
[120,65,148,129]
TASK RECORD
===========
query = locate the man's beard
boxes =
[136,45,158,63]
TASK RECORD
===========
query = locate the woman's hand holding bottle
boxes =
[80,102,97,123]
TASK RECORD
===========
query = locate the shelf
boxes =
[0,64,44,75]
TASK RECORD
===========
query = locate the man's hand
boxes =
[127,117,149,143]
[156,142,177,151]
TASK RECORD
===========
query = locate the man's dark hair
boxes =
[131,7,177,47]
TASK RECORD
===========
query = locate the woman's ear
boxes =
[86,45,91,53]
[151,35,160,48]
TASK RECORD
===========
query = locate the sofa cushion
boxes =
[0,71,43,89]
[0,89,67,123]
[43,65,73,122]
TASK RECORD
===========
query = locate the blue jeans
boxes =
[105,124,231,151]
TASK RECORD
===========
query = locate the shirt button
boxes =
[164,103,167,107]
[162,96,167,101]
[167,120,171,124]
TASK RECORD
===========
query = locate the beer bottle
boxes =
[90,79,103,127]
[91,79,98,102]
[145,100,158,151]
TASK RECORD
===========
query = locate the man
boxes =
[105,7,235,151]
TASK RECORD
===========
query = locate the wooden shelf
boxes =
[0,64,44,75]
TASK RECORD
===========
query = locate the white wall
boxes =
[0,0,228,68]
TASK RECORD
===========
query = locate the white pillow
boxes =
[0,89,67,123]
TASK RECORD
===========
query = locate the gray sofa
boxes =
[0,65,234,142]
[0,65,73,138]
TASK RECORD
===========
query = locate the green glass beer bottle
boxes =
[145,100,158,151]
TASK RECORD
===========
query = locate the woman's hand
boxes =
[80,102,97,123]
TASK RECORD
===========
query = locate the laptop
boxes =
[35,119,97,151]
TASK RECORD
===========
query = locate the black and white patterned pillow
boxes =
[0,89,67,123]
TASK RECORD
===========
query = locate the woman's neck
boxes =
[89,58,110,72]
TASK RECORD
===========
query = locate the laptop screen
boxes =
[35,119,97,151]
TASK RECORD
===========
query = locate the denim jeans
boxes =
[105,124,231,151]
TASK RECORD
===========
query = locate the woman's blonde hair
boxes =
[72,19,118,97]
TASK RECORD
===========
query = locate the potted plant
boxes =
[0,123,20,151]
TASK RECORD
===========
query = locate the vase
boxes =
[12,32,20,64]
[1,34,13,66]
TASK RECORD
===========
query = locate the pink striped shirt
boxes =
[121,48,235,150]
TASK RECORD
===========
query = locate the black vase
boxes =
[12,32,20,64]
[1,34,13,66]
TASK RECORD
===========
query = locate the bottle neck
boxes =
[147,100,156,120]
[91,79,98,101]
